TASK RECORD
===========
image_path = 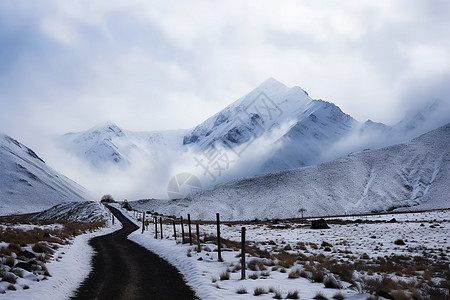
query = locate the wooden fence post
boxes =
[141,211,145,234]
[180,216,185,244]
[154,216,158,239]
[216,213,222,262]
[160,217,163,239]
[173,220,177,240]
[196,223,201,252]
[188,214,192,245]
[241,227,246,280]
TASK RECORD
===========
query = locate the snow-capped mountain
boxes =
[58,122,186,168]
[0,133,91,215]
[57,78,449,200]
[183,78,312,148]
[130,123,450,220]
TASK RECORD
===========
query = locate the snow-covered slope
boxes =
[0,133,91,215]
[58,122,186,168]
[130,123,450,220]
[29,201,110,222]
[57,78,449,200]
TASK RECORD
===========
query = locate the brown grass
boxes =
[5,256,16,268]
[288,269,300,279]
[332,291,346,300]
[32,242,53,254]
[286,290,299,299]
[247,259,267,271]
[219,271,230,281]
[275,250,297,268]
[0,221,105,245]
[2,273,17,284]
[253,287,267,296]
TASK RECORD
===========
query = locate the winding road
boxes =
[72,206,197,300]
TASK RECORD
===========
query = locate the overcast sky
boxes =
[1,0,450,151]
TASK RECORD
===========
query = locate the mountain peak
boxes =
[257,77,289,92]
[91,121,121,132]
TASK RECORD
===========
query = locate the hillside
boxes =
[130,123,450,220]
[0,133,91,215]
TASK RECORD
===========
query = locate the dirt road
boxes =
[72,206,197,300]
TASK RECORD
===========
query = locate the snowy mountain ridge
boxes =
[130,123,450,220]
[0,133,91,215]
[59,122,187,169]
[57,78,449,200]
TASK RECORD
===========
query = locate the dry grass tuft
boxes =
[2,273,17,284]
[288,269,300,279]
[248,258,267,271]
[219,270,230,281]
[286,290,299,299]
[332,291,346,300]
[32,242,53,254]
[275,250,297,268]
[313,291,328,299]
[253,287,267,296]
[5,256,16,268]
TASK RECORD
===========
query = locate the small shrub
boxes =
[312,269,325,283]
[7,284,17,291]
[23,285,30,290]
[0,246,12,256]
[5,256,15,268]
[7,243,21,253]
[286,290,299,299]
[313,291,328,299]
[219,271,230,281]
[249,273,258,280]
[2,273,17,284]
[273,288,282,299]
[324,275,340,289]
[332,291,345,300]
[236,287,247,294]
[248,259,266,271]
[288,269,300,279]
[32,242,52,254]
[261,271,270,277]
[275,251,297,268]
[322,241,333,247]
[300,269,309,278]
[394,239,406,246]
[254,287,267,296]
[232,264,241,272]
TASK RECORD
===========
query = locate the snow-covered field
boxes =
[119,205,449,299]
[0,203,121,299]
